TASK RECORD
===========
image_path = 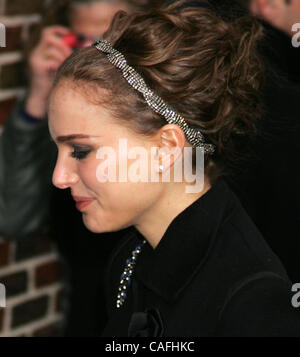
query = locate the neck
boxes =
[134,179,211,249]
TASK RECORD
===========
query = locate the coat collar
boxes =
[133,179,237,302]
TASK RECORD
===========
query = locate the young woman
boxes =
[48,1,300,336]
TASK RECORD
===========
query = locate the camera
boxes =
[62,33,98,50]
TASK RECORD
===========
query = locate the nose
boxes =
[52,151,79,189]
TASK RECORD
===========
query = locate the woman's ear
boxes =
[154,124,186,172]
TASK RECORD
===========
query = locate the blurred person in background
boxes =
[250,0,300,36]
[0,0,157,337]
[240,0,300,82]
[206,0,300,283]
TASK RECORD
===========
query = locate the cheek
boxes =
[77,156,100,192]
[78,146,160,207]
[77,154,131,202]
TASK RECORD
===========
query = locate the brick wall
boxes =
[0,0,65,337]
[0,232,65,337]
[0,4,43,124]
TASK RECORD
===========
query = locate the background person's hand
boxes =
[26,26,72,118]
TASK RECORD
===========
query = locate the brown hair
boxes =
[52,0,264,180]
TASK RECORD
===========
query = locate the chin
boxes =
[82,214,126,234]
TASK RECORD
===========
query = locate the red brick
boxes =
[0,26,22,53]
[0,98,17,125]
[15,230,54,262]
[5,0,45,15]
[0,271,28,297]
[0,241,10,267]
[35,260,62,288]
[28,23,40,39]
[0,61,26,89]
[0,309,4,332]
[11,295,48,328]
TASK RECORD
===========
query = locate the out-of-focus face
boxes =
[69,1,131,37]
[286,0,300,34]
[250,0,300,36]
[48,81,165,234]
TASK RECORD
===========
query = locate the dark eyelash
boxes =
[71,146,92,161]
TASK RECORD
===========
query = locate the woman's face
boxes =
[48,81,164,234]
[70,1,131,37]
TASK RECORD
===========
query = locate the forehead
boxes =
[48,81,148,148]
[48,83,118,138]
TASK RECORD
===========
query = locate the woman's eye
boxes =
[71,146,92,161]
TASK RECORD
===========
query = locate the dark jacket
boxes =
[225,22,300,282]
[0,98,55,238]
[102,179,300,337]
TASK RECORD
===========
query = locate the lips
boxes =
[72,196,94,212]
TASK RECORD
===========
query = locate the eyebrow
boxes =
[56,134,100,143]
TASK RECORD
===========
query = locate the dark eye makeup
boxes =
[71,145,92,161]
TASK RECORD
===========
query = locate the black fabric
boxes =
[169,2,300,284]
[102,179,300,337]
[225,22,300,283]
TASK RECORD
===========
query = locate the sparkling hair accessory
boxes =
[93,39,215,154]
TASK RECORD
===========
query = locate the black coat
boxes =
[102,180,300,337]
[226,22,300,283]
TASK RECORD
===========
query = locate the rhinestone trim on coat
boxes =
[116,239,147,308]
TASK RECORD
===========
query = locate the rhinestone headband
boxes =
[93,39,215,154]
